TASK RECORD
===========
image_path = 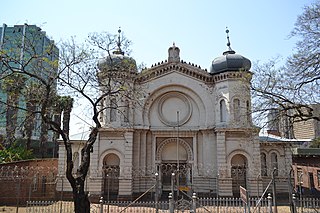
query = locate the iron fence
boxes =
[25,196,320,213]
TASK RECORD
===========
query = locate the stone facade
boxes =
[58,43,292,199]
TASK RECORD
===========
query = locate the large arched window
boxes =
[271,152,278,176]
[220,99,227,122]
[233,98,240,122]
[261,153,267,176]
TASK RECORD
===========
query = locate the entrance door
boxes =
[161,163,191,191]
[231,154,247,197]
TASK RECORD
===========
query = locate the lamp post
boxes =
[107,174,110,213]
[272,168,278,213]
[155,172,159,213]
[257,174,261,213]
[217,173,220,213]
[298,173,303,213]
[171,172,175,200]
[176,111,180,199]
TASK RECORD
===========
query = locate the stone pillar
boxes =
[118,131,134,197]
[216,131,232,196]
[192,134,198,176]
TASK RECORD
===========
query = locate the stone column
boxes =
[118,131,134,197]
[192,134,198,176]
[216,130,232,196]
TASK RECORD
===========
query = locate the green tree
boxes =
[1,73,26,147]
[0,142,34,163]
[0,24,59,152]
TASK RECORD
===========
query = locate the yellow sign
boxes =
[178,186,190,191]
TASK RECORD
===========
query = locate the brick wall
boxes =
[0,159,58,205]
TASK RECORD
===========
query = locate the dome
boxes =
[210,28,251,74]
[210,50,251,74]
[97,28,137,73]
[98,52,137,73]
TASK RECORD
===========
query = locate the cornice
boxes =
[136,61,251,84]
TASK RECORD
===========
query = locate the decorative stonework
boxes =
[156,138,193,161]
[157,92,192,127]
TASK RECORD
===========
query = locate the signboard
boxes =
[178,186,190,191]
[240,186,247,204]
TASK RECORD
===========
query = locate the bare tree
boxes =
[1,24,141,212]
[56,31,139,212]
[251,1,320,133]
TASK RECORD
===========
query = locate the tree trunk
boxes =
[39,119,48,158]
[73,188,90,213]
[24,100,36,150]
[5,94,19,147]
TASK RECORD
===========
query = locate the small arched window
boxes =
[220,99,227,122]
[233,98,240,122]
[246,100,251,123]
[110,98,117,122]
[271,152,278,176]
[261,153,267,176]
[124,100,129,123]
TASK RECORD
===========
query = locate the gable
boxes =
[137,61,212,84]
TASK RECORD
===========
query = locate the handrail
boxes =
[119,184,156,213]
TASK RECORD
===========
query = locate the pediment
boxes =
[137,61,213,83]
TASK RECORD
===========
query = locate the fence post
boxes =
[60,175,64,213]
[292,193,297,213]
[169,192,174,213]
[100,196,104,213]
[191,192,197,213]
[267,193,272,213]
[16,176,21,213]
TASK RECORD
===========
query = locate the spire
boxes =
[224,27,236,55]
[113,27,124,55]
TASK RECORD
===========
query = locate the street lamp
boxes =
[272,167,278,213]
[155,172,159,213]
[298,172,303,213]
[107,174,110,213]
[176,111,180,199]
[171,172,175,200]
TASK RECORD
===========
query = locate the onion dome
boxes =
[98,28,137,73]
[210,28,251,74]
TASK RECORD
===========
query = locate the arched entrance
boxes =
[102,153,120,199]
[231,154,247,197]
[159,139,192,193]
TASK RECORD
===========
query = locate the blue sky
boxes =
[1,0,313,68]
[0,0,314,135]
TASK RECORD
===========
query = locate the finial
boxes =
[226,27,232,51]
[113,27,124,55]
[173,42,175,47]
[117,27,121,50]
[223,27,235,55]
